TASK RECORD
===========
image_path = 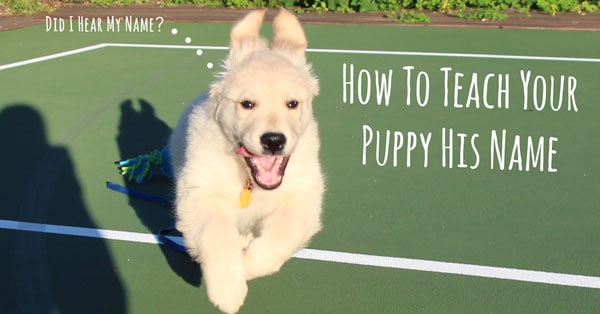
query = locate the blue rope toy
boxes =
[115,145,173,183]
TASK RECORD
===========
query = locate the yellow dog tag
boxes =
[239,187,252,208]
[239,178,253,208]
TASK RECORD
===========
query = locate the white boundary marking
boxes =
[2,43,600,289]
[308,47,600,63]
[1,43,600,72]
[1,219,599,290]
[0,43,106,71]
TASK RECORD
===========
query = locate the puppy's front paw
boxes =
[206,277,248,314]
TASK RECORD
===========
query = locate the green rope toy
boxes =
[116,146,173,184]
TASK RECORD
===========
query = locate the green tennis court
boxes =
[1,18,599,313]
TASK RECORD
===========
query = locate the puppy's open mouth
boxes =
[236,146,290,190]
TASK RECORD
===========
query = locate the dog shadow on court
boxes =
[0,104,126,313]
[115,99,201,287]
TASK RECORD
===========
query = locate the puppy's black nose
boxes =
[261,132,286,154]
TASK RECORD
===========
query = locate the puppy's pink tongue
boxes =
[236,146,286,189]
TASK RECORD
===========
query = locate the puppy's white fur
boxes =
[168,10,323,314]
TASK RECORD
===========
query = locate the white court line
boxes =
[104,43,229,51]
[2,43,599,72]
[1,219,599,290]
[308,48,600,63]
[0,43,224,71]
[106,43,600,63]
[0,43,108,71]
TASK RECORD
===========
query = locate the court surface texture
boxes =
[1,16,599,313]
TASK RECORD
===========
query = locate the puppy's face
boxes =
[208,10,319,190]
[215,53,317,189]
[222,54,315,155]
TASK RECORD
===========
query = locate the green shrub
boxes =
[387,9,432,22]
[2,0,598,18]
[456,6,509,19]
[536,0,578,14]
[3,0,53,14]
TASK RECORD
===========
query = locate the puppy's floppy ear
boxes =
[211,10,268,100]
[272,9,308,61]
[228,9,268,62]
[272,9,319,97]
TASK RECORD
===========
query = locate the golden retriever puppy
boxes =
[168,9,323,313]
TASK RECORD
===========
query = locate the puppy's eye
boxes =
[240,100,255,109]
[286,100,299,109]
